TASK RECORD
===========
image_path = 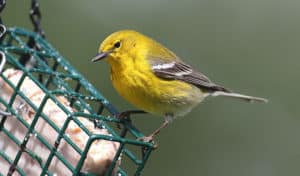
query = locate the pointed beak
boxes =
[91,50,112,62]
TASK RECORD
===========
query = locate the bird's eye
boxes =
[114,41,121,48]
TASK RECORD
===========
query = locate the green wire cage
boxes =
[0,2,155,176]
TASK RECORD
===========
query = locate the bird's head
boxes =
[92,30,149,65]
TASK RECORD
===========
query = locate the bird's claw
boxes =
[138,136,153,142]
[138,136,158,149]
[115,112,132,129]
[116,111,131,119]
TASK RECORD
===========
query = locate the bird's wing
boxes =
[150,58,230,92]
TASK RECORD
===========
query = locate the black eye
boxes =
[114,41,121,48]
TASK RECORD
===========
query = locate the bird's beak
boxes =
[91,50,112,62]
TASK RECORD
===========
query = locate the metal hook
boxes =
[0,51,6,73]
[0,24,6,39]
[0,51,10,116]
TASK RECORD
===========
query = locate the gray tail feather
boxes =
[211,91,268,103]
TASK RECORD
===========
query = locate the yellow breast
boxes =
[109,63,206,116]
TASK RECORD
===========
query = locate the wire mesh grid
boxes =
[0,27,154,176]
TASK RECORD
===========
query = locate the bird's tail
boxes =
[211,91,268,103]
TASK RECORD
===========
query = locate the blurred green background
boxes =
[3,0,300,175]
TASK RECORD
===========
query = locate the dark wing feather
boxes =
[151,61,230,92]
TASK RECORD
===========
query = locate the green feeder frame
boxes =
[0,26,154,176]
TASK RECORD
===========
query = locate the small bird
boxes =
[92,30,267,142]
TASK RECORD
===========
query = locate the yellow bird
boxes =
[92,30,267,142]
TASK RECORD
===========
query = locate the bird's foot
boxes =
[115,112,132,129]
[138,135,153,143]
[138,135,158,149]
[116,111,129,119]
[115,110,146,129]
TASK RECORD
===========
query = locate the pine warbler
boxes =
[92,30,267,142]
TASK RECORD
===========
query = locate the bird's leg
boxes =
[138,113,174,144]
